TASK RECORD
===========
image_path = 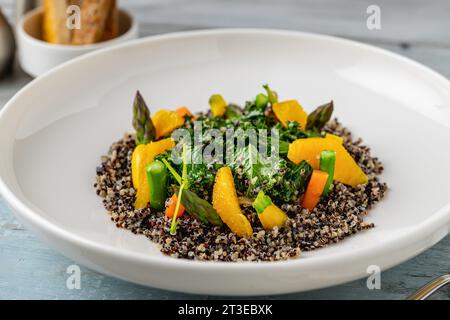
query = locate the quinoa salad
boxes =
[94,85,387,262]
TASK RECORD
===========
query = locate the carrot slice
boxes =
[301,170,329,211]
[176,106,193,120]
[165,194,185,218]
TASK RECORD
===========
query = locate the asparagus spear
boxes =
[132,91,156,145]
[146,160,168,211]
[252,190,288,230]
[306,100,334,132]
[252,191,273,214]
[319,150,336,197]
[255,93,269,110]
[176,188,223,226]
[263,84,278,104]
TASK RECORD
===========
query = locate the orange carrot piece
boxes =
[165,194,185,218]
[176,106,193,121]
[301,170,329,211]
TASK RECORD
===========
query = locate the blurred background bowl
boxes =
[17,7,138,77]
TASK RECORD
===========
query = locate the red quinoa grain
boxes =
[95,119,387,261]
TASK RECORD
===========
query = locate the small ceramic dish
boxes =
[17,7,138,77]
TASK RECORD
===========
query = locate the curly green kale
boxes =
[161,85,317,204]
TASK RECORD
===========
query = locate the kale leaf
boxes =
[162,86,317,204]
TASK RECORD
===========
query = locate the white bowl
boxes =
[1,29,450,295]
[17,7,138,77]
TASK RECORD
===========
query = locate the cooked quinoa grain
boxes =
[95,119,387,261]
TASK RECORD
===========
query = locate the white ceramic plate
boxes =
[1,29,450,296]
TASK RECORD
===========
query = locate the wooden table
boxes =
[1,0,449,300]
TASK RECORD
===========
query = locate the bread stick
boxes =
[42,0,71,44]
[72,0,113,45]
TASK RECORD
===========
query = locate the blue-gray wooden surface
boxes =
[1,0,450,300]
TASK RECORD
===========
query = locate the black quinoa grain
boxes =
[94,120,387,261]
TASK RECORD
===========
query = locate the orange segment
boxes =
[212,167,253,237]
[258,205,288,230]
[151,110,184,139]
[131,144,146,189]
[209,94,227,117]
[325,133,343,144]
[287,137,368,187]
[132,138,175,209]
[272,100,308,129]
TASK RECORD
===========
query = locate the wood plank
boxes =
[128,0,450,46]
[1,0,450,300]
[1,201,449,299]
[1,0,450,45]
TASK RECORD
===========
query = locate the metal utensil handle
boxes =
[406,275,450,300]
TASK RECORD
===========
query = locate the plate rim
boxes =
[1,28,450,277]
